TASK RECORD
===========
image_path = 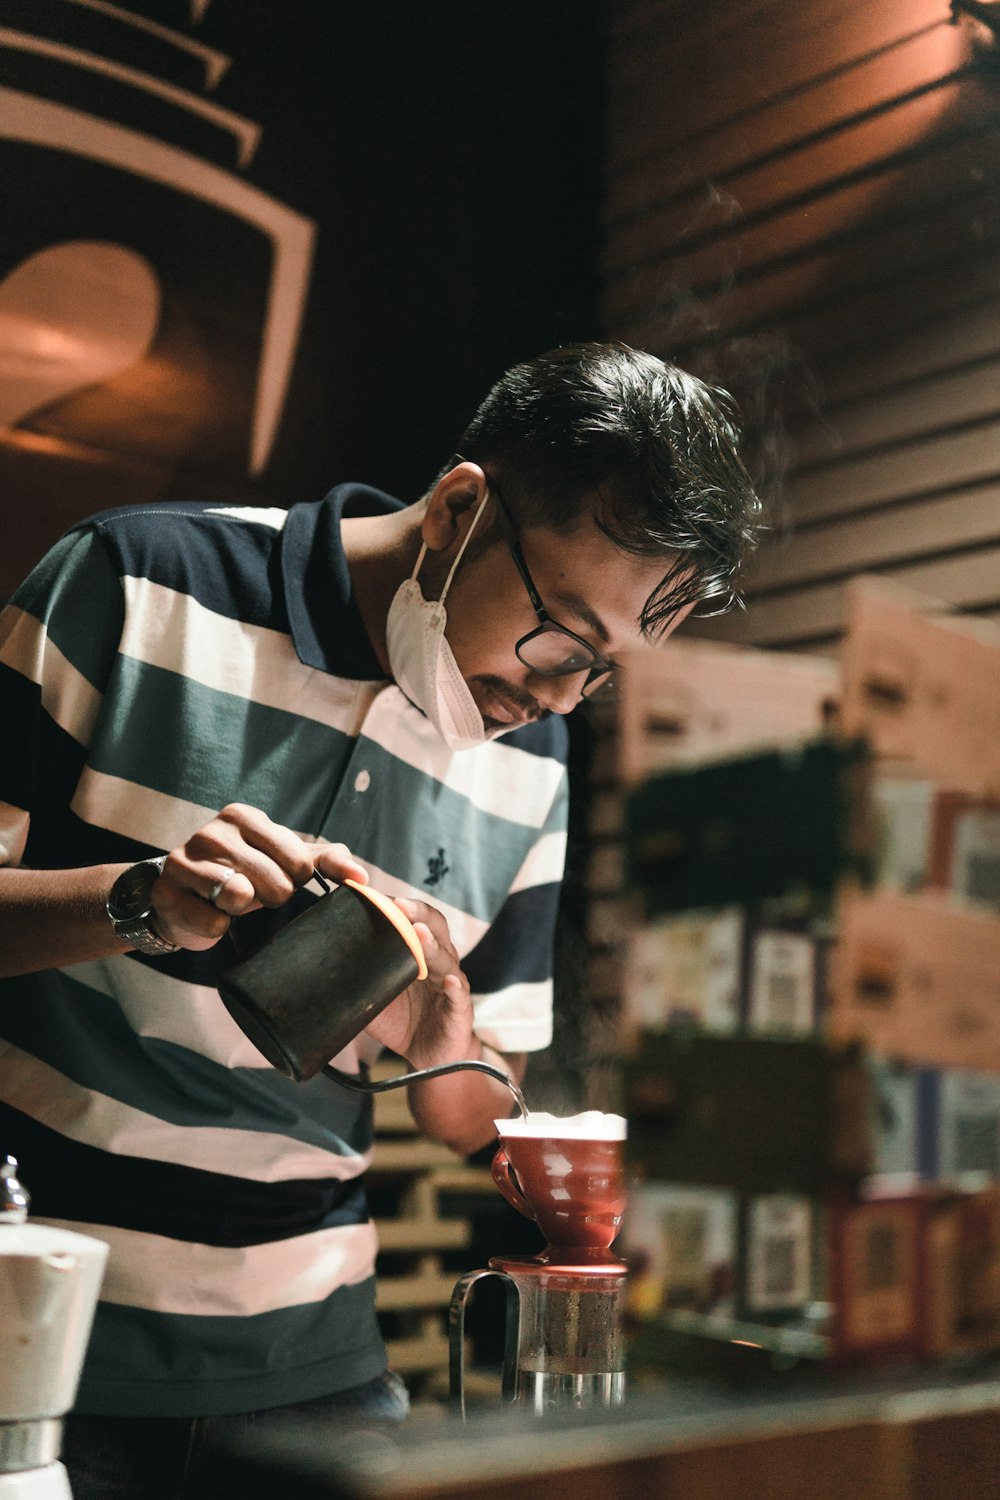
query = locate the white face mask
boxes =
[386,494,497,751]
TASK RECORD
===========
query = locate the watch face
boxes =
[108,860,162,921]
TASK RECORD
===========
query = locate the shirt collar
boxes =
[281,482,405,677]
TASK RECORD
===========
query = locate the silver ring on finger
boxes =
[207,868,237,906]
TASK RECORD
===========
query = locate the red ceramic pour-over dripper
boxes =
[491,1130,627,1267]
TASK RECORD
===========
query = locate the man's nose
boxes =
[528,670,587,716]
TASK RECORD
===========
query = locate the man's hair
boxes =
[451,341,763,635]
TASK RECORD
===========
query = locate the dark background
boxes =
[191,0,605,503]
[0,0,604,580]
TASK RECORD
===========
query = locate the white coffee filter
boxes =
[495,1109,627,1140]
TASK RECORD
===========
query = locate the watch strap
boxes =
[113,914,179,957]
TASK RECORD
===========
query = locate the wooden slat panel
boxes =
[607,23,967,224]
[423,1166,495,1195]
[748,488,1000,594]
[375,1269,457,1312]
[788,420,1000,524]
[375,1218,470,1252]
[609,186,1000,350]
[694,545,1000,647]
[380,1329,451,1376]
[606,61,980,272]
[775,252,1000,376]
[606,0,938,174]
[369,1140,456,1172]
[606,115,1000,313]
[792,297,1000,418]
[608,84,983,285]
[789,358,1000,469]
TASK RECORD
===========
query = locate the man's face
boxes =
[437,513,694,733]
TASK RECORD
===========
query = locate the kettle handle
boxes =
[490,1146,536,1224]
[448,1268,519,1420]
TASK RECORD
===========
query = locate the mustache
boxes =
[474,674,547,722]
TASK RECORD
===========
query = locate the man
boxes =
[0,342,759,1493]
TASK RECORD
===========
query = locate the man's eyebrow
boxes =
[553,590,611,645]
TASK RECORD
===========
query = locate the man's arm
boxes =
[407,1041,526,1157]
[0,864,134,976]
[0,808,369,980]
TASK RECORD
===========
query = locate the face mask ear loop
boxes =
[438,490,490,604]
[408,542,429,582]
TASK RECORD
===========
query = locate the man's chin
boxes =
[480,710,548,735]
[481,714,517,735]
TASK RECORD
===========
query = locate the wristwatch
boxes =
[106,855,179,956]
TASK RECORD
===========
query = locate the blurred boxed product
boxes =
[619,908,827,1043]
[625,738,872,917]
[624,1182,736,1319]
[828,1188,927,1364]
[745,924,825,1034]
[620,908,743,1041]
[866,1055,928,1183]
[930,1070,1000,1183]
[840,578,1000,797]
[927,791,1000,912]
[828,887,1000,1071]
[616,638,839,785]
[828,1182,1000,1364]
[872,778,1000,912]
[738,1194,817,1324]
[621,1031,873,1196]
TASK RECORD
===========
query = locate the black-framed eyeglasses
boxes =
[487,478,617,699]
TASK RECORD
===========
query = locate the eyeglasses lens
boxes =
[517,627,597,676]
[581,670,613,699]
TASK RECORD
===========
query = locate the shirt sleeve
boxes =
[0,529,124,866]
[462,763,569,1054]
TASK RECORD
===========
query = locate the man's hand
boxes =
[361,897,475,1070]
[151,803,369,951]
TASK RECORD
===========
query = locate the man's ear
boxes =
[420,462,490,555]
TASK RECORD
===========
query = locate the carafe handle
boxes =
[491,1145,536,1224]
[448,1269,519,1421]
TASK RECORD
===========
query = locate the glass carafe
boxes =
[450,1255,627,1417]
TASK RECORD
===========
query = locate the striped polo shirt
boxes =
[0,486,568,1417]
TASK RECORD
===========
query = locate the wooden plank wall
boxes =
[602,0,1000,652]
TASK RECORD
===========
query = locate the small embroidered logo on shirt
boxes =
[425,847,449,888]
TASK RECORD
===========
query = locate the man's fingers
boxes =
[200,866,257,915]
[155,808,374,951]
[158,798,380,959]
[314,843,369,885]
[184,805,315,908]
[395,896,448,939]
[410,920,441,966]
[406,918,468,993]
